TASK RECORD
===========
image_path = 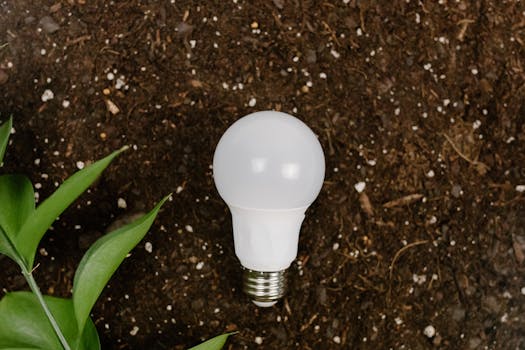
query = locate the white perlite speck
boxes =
[129,326,139,336]
[41,89,54,102]
[516,185,525,193]
[117,198,127,209]
[255,336,263,345]
[76,161,85,170]
[423,325,436,338]
[145,242,153,253]
[473,120,482,129]
[248,97,256,107]
[107,72,115,80]
[330,49,341,59]
[521,286,525,295]
[62,100,70,108]
[185,225,193,232]
[354,181,366,193]
[196,262,204,270]
[333,336,341,344]
[426,170,435,178]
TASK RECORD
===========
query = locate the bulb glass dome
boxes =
[213,111,325,210]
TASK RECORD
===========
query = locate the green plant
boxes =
[0,116,233,350]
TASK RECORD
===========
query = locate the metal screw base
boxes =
[242,268,287,306]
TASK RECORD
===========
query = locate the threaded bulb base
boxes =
[242,268,287,306]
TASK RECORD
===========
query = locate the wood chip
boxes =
[383,194,423,208]
[513,235,525,265]
[105,99,120,115]
[359,192,374,216]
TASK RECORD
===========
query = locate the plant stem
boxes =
[22,268,72,350]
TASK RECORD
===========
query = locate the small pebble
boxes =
[129,326,139,336]
[62,100,70,108]
[76,161,85,169]
[196,262,204,270]
[145,242,153,253]
[41,89,54,102]
[255,336,263,345]
[248,97,257,107]
[426,170,435,178]
[39,16,60,33]
[107,72,115,80]
[185,225,193,232]
[516,185,525,193]
[424,325,436,338]
[354,181,366,193]
[117,198,127,209]
[333,336,341,344]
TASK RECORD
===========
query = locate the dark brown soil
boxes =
[1,1,525,349]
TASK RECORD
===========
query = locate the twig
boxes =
[443,133,476,164]
[387,240,429,301]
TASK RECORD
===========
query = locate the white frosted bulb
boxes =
[213,111,325,307]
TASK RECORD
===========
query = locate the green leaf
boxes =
[0,291,100,350]
[0,115,12,166]
[0,225,21,264]
[16,147,127,269]
[188,333,236,350]
[73,195,170,334]
[0,174,35,237]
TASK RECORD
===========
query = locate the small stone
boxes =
[516,185,525,193]
[354,181,366,193]
[40,48,47,55]
[468,337,482,349]
[107,72,115,80]
[426,170,435,178]
[423,325,436,338]
[76,161,85,169]
[250,21,259,29]
[145,242,153,253]
[62,100,70,108]
[248,97,257,107]
[255,336,263,345]
[129,326,139,336]
[520,286,525,295]
[473,120,482,129]
[117,198,127,209]
[333,336,341,344]
[39,16,60,33]
[451,184,462,198]
[185,225,193,232]
[41,89,54,102]
[330,49,340,59]
[196,261,204,270]
[103,88,111,95]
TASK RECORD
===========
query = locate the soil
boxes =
[1,0,525,349]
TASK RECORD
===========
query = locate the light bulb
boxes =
[213,111,325,307]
